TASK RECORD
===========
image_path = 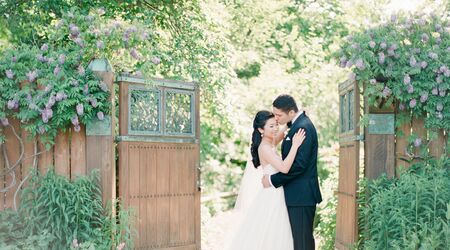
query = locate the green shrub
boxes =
[0,169,134,250]
[359,157,450,249]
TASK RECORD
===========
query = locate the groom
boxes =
[262,94,322,250]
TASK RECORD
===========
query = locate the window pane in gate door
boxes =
[165,90,194,135]
[129,89,161,134]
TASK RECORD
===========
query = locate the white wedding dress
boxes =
[223,163,293,250]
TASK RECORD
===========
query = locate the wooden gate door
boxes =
[335,80,361,249]
[117,76,200,250]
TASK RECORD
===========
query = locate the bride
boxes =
[224,110,305,250]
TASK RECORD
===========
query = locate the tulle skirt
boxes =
[224,186,293,250]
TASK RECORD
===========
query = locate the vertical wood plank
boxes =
[170,146,180,244]
[4,118,21,209]
[118,142,129,207]
[156,144,170,246]
[194,145,201,248]
[54,131,70,177]
[70,125,86,179]
[19,128,35,206]
[147,144,157,247]
[129,143,140,247]
[429,129,446,158]
[395,115,411,174]
[412,116,426,158]
[37,139,53,174]
[139,145,147,246]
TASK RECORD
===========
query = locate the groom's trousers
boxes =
[287,206,316,250]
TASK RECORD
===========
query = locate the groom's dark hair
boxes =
[273,94,298,113]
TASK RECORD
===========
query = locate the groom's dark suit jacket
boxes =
[271,112,322,206]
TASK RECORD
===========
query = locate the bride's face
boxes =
[261,117,279,139]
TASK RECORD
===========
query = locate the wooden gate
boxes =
[335,80,360,249]
[117,76,200,250]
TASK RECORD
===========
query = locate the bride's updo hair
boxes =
[251,110,274,168]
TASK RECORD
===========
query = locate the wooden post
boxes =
[86,59,116,204]
[54,130,70,177]
[70,125,86,179]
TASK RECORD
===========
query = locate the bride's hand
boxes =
[292,129,306,149]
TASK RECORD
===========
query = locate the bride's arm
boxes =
[259,130,305,173]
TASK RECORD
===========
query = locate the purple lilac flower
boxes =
[40,43,48,51]
[74,124,81,133]
[439,89,446,97]
[55,92,66,101]
[403,74,411,85]
[345,60,353,68]
[113,20,121,29]
[71,115,79,126]
[420,92,428,103]
[380,42,387,49]
[432,88,438,95]
[390,14,397,22]
[54,66,61,76]
[409,99,417,108]
[71,80,79,86]
[436,112,443,120]
[78,65,85,76]
[140,32,149,40]
[38,126,46,134]
[339,56,347,67]
[428,52,438,60]
[69,24,80,37]
[12,56,17,62]
[74,37,84,47]
[409,56,417,67]
[6,69,14,79]
[378,52,385,64]
[355,59,365,70]
[59,54,66,64]
[135,71,143,77]
[96,40,104,49]
[369,79,377,85]
[37,54,47,62]
[47,57,54,64]
[436,76,443,84]
[369,41,376,48]
[447,47,450,52]
[407,84,414,94]
[85,15,94,22]
[103,28,112,36]
[130,48,139,60]
[436,103,443,111]
[7,100,18,109]
[26,70,38,82]
[387,49,395,56]
[417,19,426,26]
[99,81,109,92]
[1,118,9,126]
[41,108,53,123]
[26,94,32,101]
[420,61,427,69]
[421,34,429,42]
[414,138,422,147]
[44,85,52,93]
[83,84,89,95]
[151,57,161,65]
[399,103,405,111]
[351,43,360,50]
[47,95,56,108]
[412,48,421,54]
[90,98,98,108]
[436,37,442,44]
[382,86,391,97]
[97,111,104,120]
[444,69,450,77]
[76,104,84,116]
[439,65,448,73]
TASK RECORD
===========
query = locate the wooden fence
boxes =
[0,59,115,210]
[365,109,448,179]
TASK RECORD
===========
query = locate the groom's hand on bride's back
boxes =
[262,175,271,188]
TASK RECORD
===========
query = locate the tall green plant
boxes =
[0,169,134,250]
[359,157,450,249]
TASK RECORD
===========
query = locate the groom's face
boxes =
[272,107,291,125]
